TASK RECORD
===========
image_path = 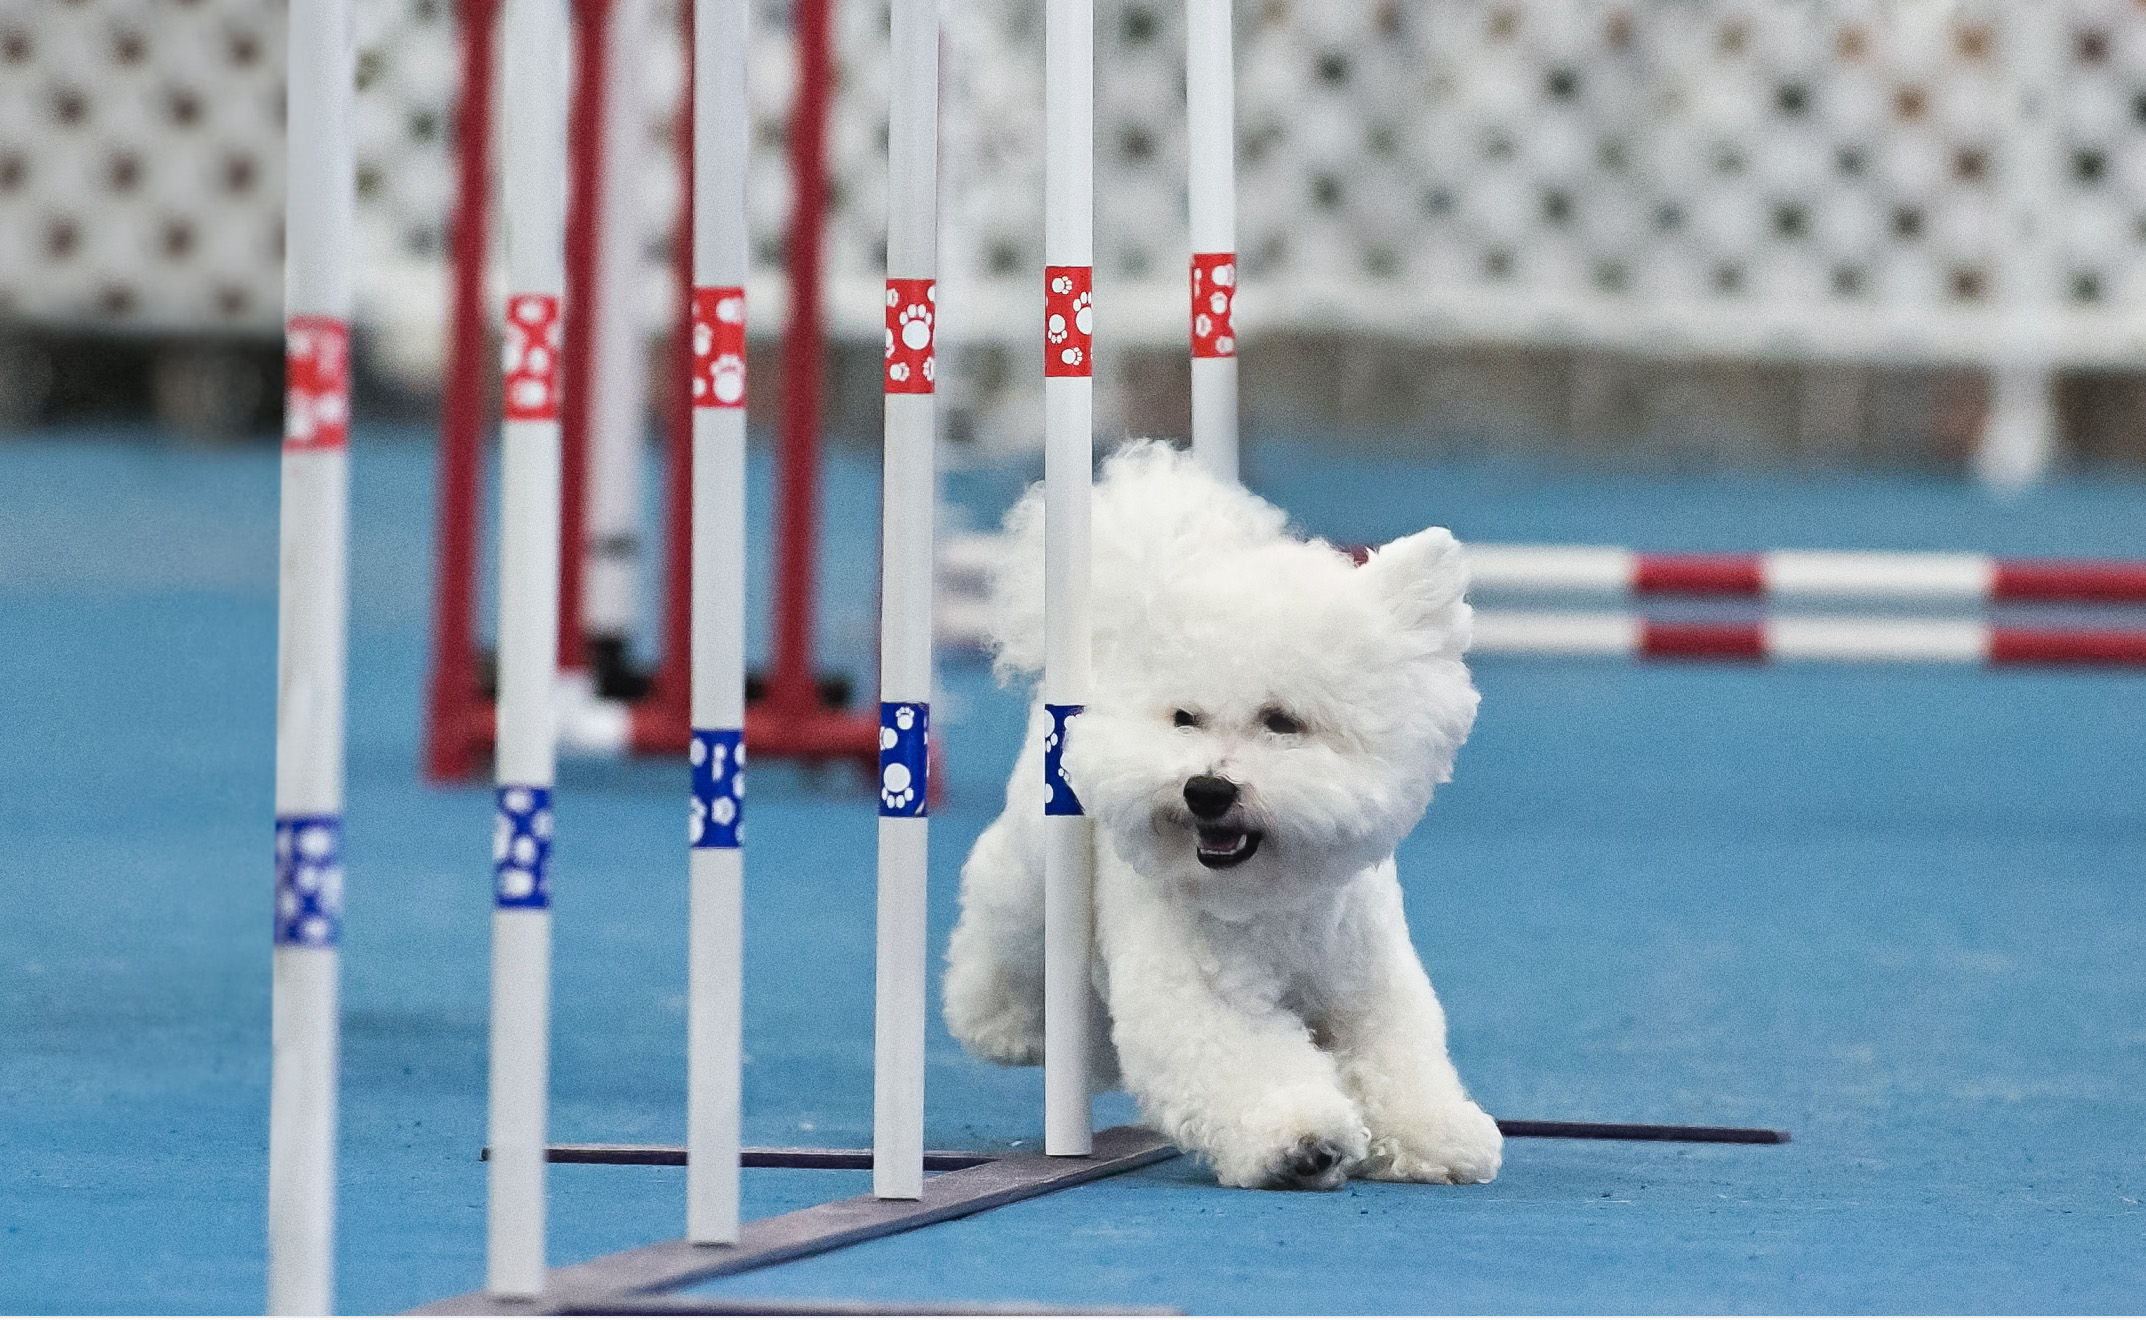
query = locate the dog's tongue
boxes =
[1197,827,1246,856]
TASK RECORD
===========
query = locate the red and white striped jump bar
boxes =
[1472,611,2146,666]
[1464,546,2146,605]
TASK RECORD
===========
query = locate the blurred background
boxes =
[11,0,2146,474]
[8,2,2146,1313]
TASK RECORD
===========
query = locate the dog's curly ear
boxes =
[1361,526,1471,653]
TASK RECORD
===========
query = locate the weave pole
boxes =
[686,0,749,1246]
[269,2,354,1312]
[578,0,655,683]
[1185,0,1237,483]
[487,0,569,1296]
[1042,0,1097,1159]
[872,0,939,1202]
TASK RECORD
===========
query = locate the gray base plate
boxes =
[411,1126,1179,1315]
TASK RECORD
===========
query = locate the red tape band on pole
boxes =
[884,278,935,394]
[1044,266,1092,378]
[502,294,563,422]
[1189,252,1235,359]
[691,286,747,409]
[284,317,351,451]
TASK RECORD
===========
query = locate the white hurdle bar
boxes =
[1041,0,1097,1159]
[1463,545,2146,604]
[1469,611,2146,666]
[269,2,355,1312]
[687,0,750,1246]
[872,0,939,1201]
[487,0,569,1297]
[1185,0,1237,484]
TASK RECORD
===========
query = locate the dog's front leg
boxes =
[1324,866,1501,1185]
[1095,862,1367,1190]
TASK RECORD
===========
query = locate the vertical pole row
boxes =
[1041,0,1096,1159]
[1185,0,1237,484]
[687,0,749,1247]
[873,0,939,1202]
[487,0,569,1297]
[270,3,354,1312]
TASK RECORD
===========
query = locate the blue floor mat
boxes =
[2,426,2144,1312]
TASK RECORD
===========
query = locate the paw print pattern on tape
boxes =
[493,785,553,908]
[501,295,561,421]
[284,316,351,450]
[691,728,744,848]
[1190,253,1237,358]
[691,286,746,409]
[884,278,935,394]
[1043,266,1092,378]
[1042,703,1085,816]
[878,702,929,817]
[274,814,343,948]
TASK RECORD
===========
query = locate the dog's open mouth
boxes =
[1195,826,1262,869]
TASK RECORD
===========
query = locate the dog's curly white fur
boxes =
[944,442,1500,1191]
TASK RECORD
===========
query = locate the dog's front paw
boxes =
[1357,1099,1503,1185]
[1269,1134,1355,1191]
[942,960,1043,1066]
[1204,1088,1369,1191]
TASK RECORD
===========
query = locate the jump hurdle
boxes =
[1465,545,2146,604]
[1469,612,2146,666]
[1463,543,2146,666]
[268,0,356,1311]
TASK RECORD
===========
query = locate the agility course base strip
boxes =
[483,1145,996,1170]
[1472,612,2146,665]
[549,1296,1177,1315]
[513,1119,1791,1170]
[536,1296,1176,1313]
[1465,545,2146,604]
[416,1126,1177,1314]
[439,1120,1786,1312]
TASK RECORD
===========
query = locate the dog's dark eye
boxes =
[1261,709,1302,735]
[1173,709,1201,729]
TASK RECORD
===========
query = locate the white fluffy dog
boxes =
[944,441,1501,1190]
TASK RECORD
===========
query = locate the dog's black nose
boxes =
[1184,774,1238,819]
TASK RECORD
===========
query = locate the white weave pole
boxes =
[872,0,939,1202]
[1041,0,1096,1159]
[1185,0,1237,483]
[582,0,656,653]
[269,2,354,1312]
[1981,3,2063,490]
[488,0,569,1297]
[687,0,749,1246]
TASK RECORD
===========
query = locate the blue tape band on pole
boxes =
[1043,703,1085,816]
[690,729,745,848]
[273,814,344,947]
[878,701,929,817]
[493,786,554,908]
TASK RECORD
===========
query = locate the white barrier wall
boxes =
[12,2,2146,458]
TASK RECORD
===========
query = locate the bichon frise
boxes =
[945,441,1500,1190]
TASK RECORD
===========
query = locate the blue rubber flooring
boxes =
[3,426,2145,1313]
